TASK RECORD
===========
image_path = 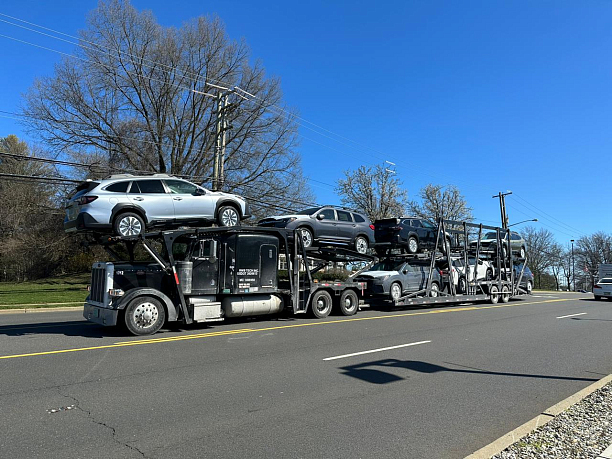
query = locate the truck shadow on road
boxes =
[338,359,599,385]
[0,321,125,338]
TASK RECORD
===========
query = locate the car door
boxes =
[315,208,339,240]
[128,179,174,222]
[164,179,215,221]
[335,210,355,241]
[410,219,431,247]
[401,262,422,292]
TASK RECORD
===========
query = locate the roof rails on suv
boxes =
[107,173,175,179]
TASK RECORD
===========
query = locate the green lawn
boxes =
[0,273,90,309]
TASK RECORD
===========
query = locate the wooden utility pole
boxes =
[493,191,512,229]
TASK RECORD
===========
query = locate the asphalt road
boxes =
[0,292,610,458]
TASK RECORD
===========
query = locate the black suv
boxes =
[374,217,451,254]
[257,206,374,254]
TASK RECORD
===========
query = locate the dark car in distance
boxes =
[257,206,374,254]
[354,258,443,301]
[374,217,451,254]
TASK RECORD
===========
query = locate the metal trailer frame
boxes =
[94,226,376,323]
[389,218,531,307]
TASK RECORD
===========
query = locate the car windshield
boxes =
[370,260,405,272]
[296,207,321,215]
[484,232,498,239]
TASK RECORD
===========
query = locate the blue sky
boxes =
[0,0,609,244]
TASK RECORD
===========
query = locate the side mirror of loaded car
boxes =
[316,213,325,220]
[194,188,206,196]
[402,270,408,275]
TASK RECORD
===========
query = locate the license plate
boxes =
[605,291,611,296]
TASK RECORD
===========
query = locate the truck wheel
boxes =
[390,282,402,301]
[310,290,333,318]
[429,282,440,297]
[338,290,359,316]
[298,227,314,248]
[124,296,166,336]
[354,236,369,254]
[114,212,145,237]
[217,206,240,227]
[407,237,419,254]
[501,285,510,303]
[489,285,499,304]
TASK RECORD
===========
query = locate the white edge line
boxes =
[323,340,431,361]
[556,312,587,319]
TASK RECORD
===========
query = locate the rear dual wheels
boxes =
[310,290,333,318]
[337,290,359,316]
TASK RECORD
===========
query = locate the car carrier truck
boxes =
[83,227,374,335]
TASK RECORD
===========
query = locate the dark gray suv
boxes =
[64,174,251,236]
[257,206,374,254]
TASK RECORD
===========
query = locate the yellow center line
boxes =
[0,298,572,360]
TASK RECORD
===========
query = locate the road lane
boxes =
[1,293,610,458]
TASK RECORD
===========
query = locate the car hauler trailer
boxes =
[83,227,375,335]
[368,219,531,307]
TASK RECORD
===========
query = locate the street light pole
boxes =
[571,239,575,292]
[507,218,538,228]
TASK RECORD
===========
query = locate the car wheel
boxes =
[489,285,499,304]
[429,282,440,297]
[310,290,333,318]
[114,212,145,237]
[458,277,467,294]
[594,295,602,301]
[519,246,526,259]
[354,236,369,254]
[390,282,402,301]
[337,290,359,316]
[124,296,166,336]
[407,237,419,254]
[526,281,533,294]
[298,227,314,248]
[486,268,493,281]
[217,206,240,227]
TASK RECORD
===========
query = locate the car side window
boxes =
[319,209,336,220]
[353,213,365,223]
[105,181,129,193]
[165,179,198,194]
[337,210,352,222]
[411,220,422,228]
[421,220,436,229]
[133,180,165,194]
[511,233,521,240]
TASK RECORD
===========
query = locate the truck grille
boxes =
[89,262,114,307]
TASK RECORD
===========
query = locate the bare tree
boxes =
[575,232,612,286]
[522,226,556,288]
[336,164,409,221]
[408,184,473,224]
[22,0,312,217]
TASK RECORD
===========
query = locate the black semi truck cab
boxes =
[84,227,373,335]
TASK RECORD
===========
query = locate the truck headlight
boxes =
[108,289,125,297]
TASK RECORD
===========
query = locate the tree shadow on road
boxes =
[0,320,125,338]
[337,358,600,385]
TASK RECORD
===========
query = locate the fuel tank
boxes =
[222,294,283,317]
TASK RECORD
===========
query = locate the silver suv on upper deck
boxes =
[64,174,251,237]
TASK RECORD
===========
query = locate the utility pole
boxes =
[212,91,232,191]
[492,191,512,228]
[571,239,575,292]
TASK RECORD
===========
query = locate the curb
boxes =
[0,306,83,314]
[465,373,612,458]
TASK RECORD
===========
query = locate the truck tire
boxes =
[501,285,510,303]
[489,285,499,304]
[114,212,145,237]
[310,290,333,318]
[217,205,240,227]
[486,268,493,281]
[354,236,369,254]
[337,290,359,316]
[124,296,166,336]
